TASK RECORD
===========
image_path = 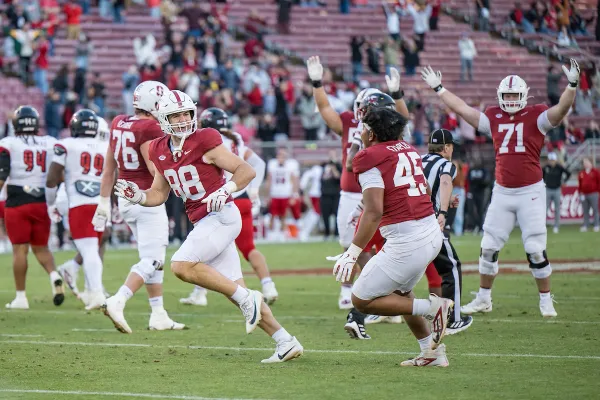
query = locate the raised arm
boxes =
[546,59,580,127]
[385,67,409,119]
[307,56,343,135]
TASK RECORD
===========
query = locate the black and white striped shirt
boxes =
[421,153,457,211]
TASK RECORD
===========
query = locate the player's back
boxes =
[352,140,434,228]
[267,158,299,198]
[110,115,164,190]
[149,128,229,224]
[340,111,361,193]
[0,135,56,206]
[483,104,549,188]
[58,136,108,208]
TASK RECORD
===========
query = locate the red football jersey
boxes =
[483,104,549,188]
[340,111,362,193]
[148,128,231,224]
[352,141,434,227]
[110,115,164,190]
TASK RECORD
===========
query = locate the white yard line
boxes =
[71,328,121,332]
[0,333,44,337]
[0,389,265,400]
[1,339,599,360]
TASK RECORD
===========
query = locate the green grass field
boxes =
[0,226,599,400]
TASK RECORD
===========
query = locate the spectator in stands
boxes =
[546,121,567,162]
[7,3,29,29]
[296,83,321,141]
[37,9,59,56]
[160,0,179,25]
[134,33,157,67]
[245,9,268,36]
[382,1,401,42]
[113,0,126,24]
[276,0,292,33]
[467,157,490,233]
[147,0,161,19]
[274,80,291,139]
[33,31,49,94]
[578,157,600,232]
[401,37,420,76]
[244,34,265,59]
[218,59,240,91]
[73,66,87,104]
[10,23,39,84]
[22,0,40,26]
[523,2,541,33]
[543,152,570,233]
[366,40,380,74]
[320,150,341,240]
[257,113,277,159]
[476,0,490,31]
[122,65,139,115]
[179,68,201,102]
[52,64,69,102]
[350,36,365,82]
[91,72,106,116]
[44,89,62,138]
[429,0,442,31]
[230,102,258,142]
[63,0,82,40]
[62,91,78,128]
[74,33,92,70]
[99,0,113,19]
[575,89,593,116]
[585,120,600,140]
[179,2,207,38]
[509,2,526,31]
[382,36,399,76]
[557,26,575,47]
[458,32,476,82]
[547,65,562,106]
[407,0,431,51]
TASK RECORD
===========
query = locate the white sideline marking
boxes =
[0,389,264,400]
[0,333,43,337]
[72,328,119,332]
[1,339,599,360]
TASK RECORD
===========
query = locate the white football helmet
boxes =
[497,75,529,114]
[354,88,382,120]
[97,117,109,141]
[132,80,168,119]
[157,90,197,156]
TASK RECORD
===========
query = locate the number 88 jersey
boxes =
[53,136,108,208]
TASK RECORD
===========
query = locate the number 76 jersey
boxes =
[53,137,108,208]
[478,104,553,189]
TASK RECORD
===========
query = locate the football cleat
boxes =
[50,271,65,306]
[101,295,132,334]
[461,296,493,314]
[261,337,303,363]
[179,288,208,306]
[240,289,263,334]
[84,291,106,311]
[400,344,449,367]
[149,310,187,331]
[344,320,371,339]
[5,297,29,310]
[262,281,279,305]
[540,295,558,318]
[365,315,403,324]
[446,315,474,336]
[57,262,80,297]
[338,295,353,310]
[424,295,453,349]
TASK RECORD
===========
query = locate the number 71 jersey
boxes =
[53,136,108,208]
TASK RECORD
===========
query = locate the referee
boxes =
[422,129,473,335]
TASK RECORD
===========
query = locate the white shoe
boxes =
[365,315,403,324]
[101,295,132,334]
[50,271,65,306]
[262,281,279,305]
[461,296,493,315]
[149,310,187,330]
[261,336,303,363]
[540,295,557,318]
[58,263,80,297]
[594,226,600,233]
[239,290,263,334]
[338,295,353,310]
[5,297,29,309]
[552,227,559,234]
[424,294,453,349]
[84,291,106,311]
[179,289,208,306]
[580,226,588,232]
[400,344,449,367]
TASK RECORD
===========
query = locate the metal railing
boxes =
[566,138,600,170]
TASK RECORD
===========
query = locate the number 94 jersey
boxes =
[149,128,231,224]
[352,140,434,227]
[52,136,109,208]
[478,104,553,189]
[0,135,56,190]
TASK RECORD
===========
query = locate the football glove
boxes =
[114,179,146,206]
[562,58,580,85]
[91,196,111,232]
[421,65,443,90]
[332,244,362,282]
[201,181,236,213]
[47,205,62,223]
[385,67,401,93]
[306,56,324,81]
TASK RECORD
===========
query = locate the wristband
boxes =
[568,82,578,88]
[223,181,238,194]
[99,196,111,208]
[347,243,363,258]
[391,90,404,100]
[311,80,322,88]
[438,210,448,217]
[434,86,446,95]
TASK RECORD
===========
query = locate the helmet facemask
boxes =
[160,108,197,157]
[497,75,529,114]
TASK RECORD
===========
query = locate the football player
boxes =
[332,106,453,366]
[179,107,279,306]
[46,109,108,310]
[93,81,184,332]
[0,106,63,309]
[265,148,301,240]
[115,90,303,363]
[421,59,581,317]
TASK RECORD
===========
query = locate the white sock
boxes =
[272,328,293,344]
[340,285,352,298]
[60,258,80,273]
[193,286,207,295]
[539,292,551,301]
[261,277,273,286]
[231,285,250,304]
[16,290,26,300]
[417,335,432,352]
[49,270,61,283]
[478,288,492,301]
[149,296,164,313]
[117,285,134,301]
[75,238,103,292]
[412,299,431,316]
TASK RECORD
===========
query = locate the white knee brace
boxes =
[479,249,499,276]
[131,258,163,283]
[527,251,552,279]
[146,270,164,285]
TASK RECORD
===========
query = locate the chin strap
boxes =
[172,134,189,159]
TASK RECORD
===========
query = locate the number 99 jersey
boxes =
[110,115,164,190]
[52,136,109,208]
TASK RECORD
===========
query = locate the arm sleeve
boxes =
[358,167,384,191]
[52,143,67,166]
[537,110,555,135]
[478,112,492,136]
[0,148,10,181]
[246,151,265,190]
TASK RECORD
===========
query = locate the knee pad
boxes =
[527,251,552,279]
[145,269,164,285]
[479,248,499,276]
[130,258,163,283]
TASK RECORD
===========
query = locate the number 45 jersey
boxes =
[53,136,108,208]
[478,104,553,189]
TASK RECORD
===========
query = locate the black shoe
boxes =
[345,308,370,339]
[445,315,473,336]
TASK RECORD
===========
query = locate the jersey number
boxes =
[80,152,104,176]
[393,151,427,197]
[112,129,140,169]
[23,150,46,173]
[498,123,525,154]
[164,165,205,201]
